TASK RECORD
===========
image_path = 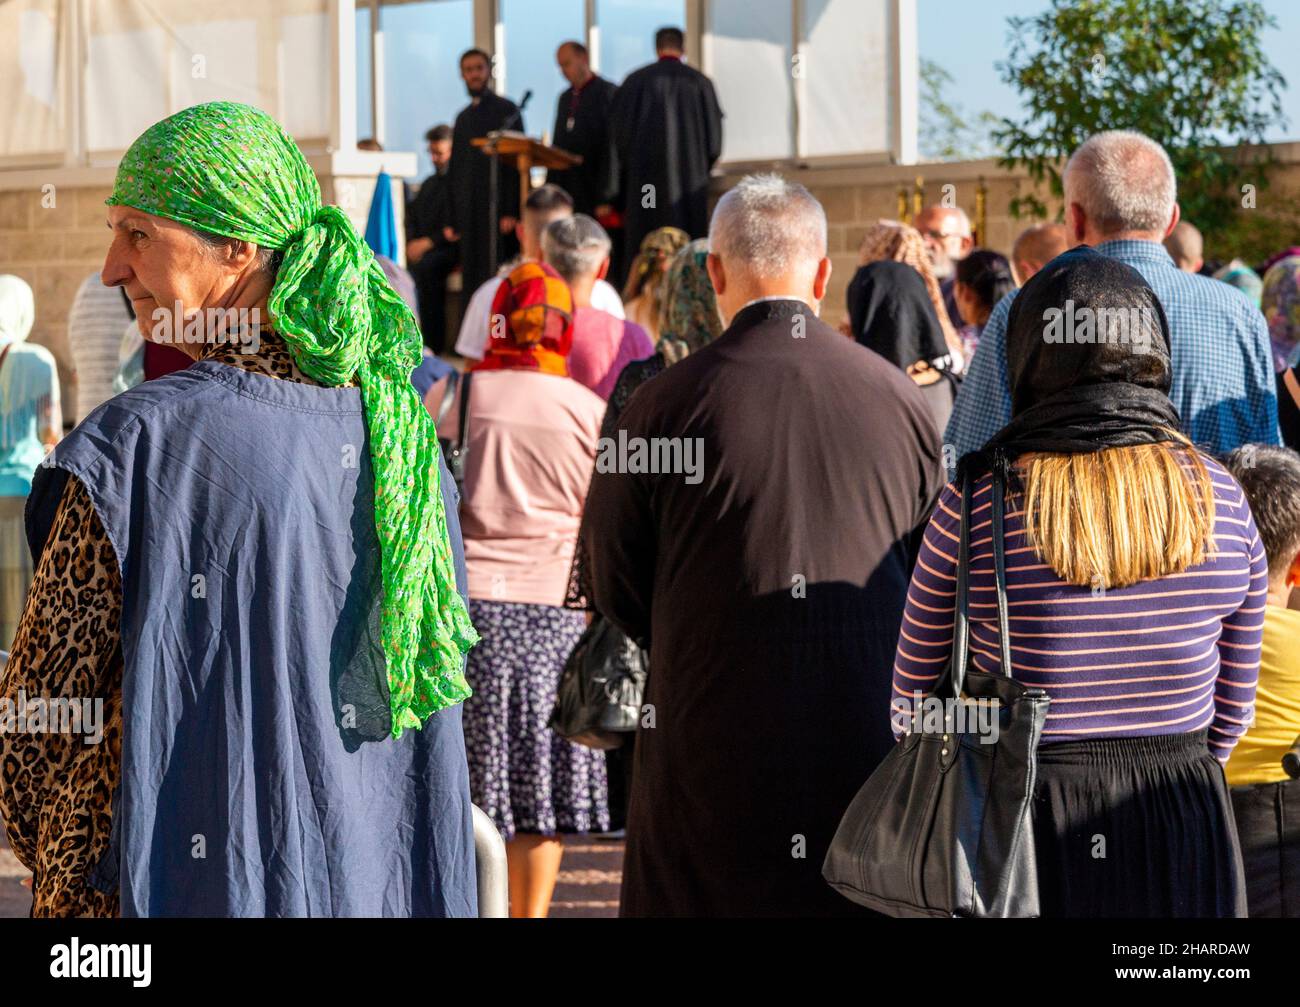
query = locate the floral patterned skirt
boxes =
[463,599,609,842]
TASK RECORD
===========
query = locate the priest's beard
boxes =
[466,84,488,99]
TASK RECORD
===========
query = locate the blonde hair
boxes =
[1019,438,1216,589]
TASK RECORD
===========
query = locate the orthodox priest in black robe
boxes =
[448,49,521,310]
[583,273,943,914]
[609,28,722,261]
[550,42,619,216]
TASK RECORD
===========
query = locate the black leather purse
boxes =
[822,470,1050,917]
[549,616,648,750]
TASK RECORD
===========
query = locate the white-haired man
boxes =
[542,215,652,399]
[914,203,974,328]
[946,129,1278,459]
[583,173,943,917]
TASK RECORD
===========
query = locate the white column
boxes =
[329,0,358,153]
[585,0,599,74]
[892,0,918,166]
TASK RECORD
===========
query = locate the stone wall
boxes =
[717,141,1300,326]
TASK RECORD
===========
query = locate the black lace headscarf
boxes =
[960,245,1183,482]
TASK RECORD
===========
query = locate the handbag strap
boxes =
[455,370,473,455]
[949,469,1013,696]
[435,369,459,427]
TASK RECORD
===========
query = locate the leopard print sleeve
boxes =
[0,474,122,917]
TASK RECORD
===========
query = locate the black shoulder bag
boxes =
[822,469,1050,917]
[442,370,471,497]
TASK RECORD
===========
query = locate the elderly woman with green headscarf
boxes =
[0,102,479,918]
[0,275,62,649]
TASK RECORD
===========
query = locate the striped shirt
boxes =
[893,455,1267,761]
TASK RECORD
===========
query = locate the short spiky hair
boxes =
[655,26,684,51]
[1226,445,1300,580]
[1064,130,1177,237]
[708,173,826,280]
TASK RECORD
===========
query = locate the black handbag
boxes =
[822,470,1050,917]
[441,370,470,497]
[549,616,648,750]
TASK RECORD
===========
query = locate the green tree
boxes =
[919,58,1002,162]
[994,0,1286,257]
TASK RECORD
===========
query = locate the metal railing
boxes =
[471,804,509,918]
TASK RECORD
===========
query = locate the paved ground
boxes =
[549,838,623,918]
[0,820,622,918]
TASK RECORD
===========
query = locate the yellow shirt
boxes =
[1225,606,1300,785]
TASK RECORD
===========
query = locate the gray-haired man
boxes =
[583,174,943,917]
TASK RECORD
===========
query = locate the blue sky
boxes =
[919,0,1300,143]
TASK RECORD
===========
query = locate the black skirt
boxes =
[1032,730,1247,918]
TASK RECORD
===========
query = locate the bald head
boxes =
[913,204,973,279]
[556,41,592,88]
[1164,220,1204,273]
[707,173,831,324]
[1011,222,1070,286]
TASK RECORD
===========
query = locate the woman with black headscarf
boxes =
[847,259,957,434]
[891,247,1266,917]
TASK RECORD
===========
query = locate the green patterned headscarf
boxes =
[107,101,477,737]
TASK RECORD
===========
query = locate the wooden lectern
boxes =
[472,131,582,272]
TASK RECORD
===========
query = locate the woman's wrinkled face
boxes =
[102,205,225,344]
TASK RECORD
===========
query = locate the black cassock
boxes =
[448,89,521,306]
[610,56,722,257]
[549,75,619,216]
[584,300,943,917]
[405,168,459,354]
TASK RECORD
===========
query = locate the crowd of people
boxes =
[0,24,1299,922]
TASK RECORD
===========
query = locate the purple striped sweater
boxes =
[892,455,1267,761]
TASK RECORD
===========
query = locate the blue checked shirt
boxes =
[944,239,1280,462]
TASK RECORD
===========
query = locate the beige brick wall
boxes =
[0,172,406,422]
[0,184,117,416]
[715,159,1059,326]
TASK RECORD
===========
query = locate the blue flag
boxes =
[364,170,399,261]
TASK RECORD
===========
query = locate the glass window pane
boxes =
[84,0,330,153]
[595,0,685,84]
[356,6,373,142]
[799,0,893,158]
[500,0,585,143]
[0,0,62,159]
[380,0,473,178]
[708,0,793,162]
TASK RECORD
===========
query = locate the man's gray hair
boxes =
[1064,130,1177,237]
[708,173,827,279]
[542,214,611,282]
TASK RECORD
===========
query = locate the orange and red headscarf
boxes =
[474,262,574,376]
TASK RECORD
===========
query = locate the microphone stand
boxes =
[487,92,530,276]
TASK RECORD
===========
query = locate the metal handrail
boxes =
[471,804,509,918]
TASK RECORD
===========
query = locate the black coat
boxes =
[583,299,944,917]
[549,75,619,215]
[609,57,722,256]
[448,90,522,296]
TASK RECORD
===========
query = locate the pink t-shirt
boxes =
[436,369,605,606]
[567,307,654,400]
